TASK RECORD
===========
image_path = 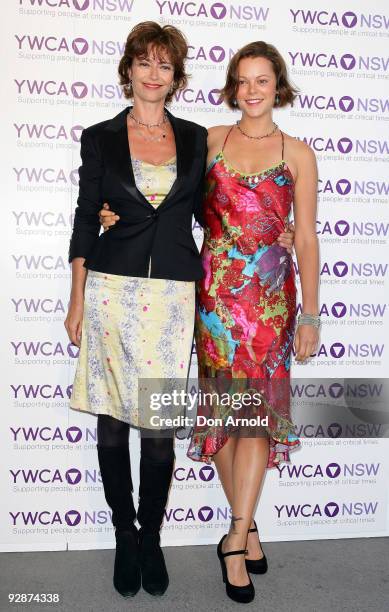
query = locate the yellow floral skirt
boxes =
[69,271,195,427]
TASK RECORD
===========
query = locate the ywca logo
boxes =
[289,52,389,73]
[319,177,389,196]
[294,260,389,279]
[10,467,83,485]
[13,167,79,185]
[155,1,269,23]
[296,95,389,114]
[278,462,380,480]
[188,45,235,63]
[11,384,73,400]
[164,505,215,522]
[174,465,215,481]
[299,136,389,156]
[307,342,385,359]
[15,35,89,55]
[173,88,223,105]
[18,0,134,13]
[14,79,88,98]
[10,425,85,443]
[289,10,389,30]
[296,260,389,279]
[11,340,79,358]
[316,219,389,238]
[14,123,83,143]
[275,500,379,519]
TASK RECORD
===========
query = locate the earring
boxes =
[275,93,280,106]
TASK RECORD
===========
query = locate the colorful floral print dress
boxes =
[187,129,300,468]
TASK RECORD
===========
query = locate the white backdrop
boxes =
[1,0,389,552]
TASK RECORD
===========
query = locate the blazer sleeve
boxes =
[68,128,103,263]
[193,127,208,228]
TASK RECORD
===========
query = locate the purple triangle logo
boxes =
[331,302,347,318]
[199,466,215,481]
[72,38,89,55]
[73,0,89,10]
[71,81,88,99]
[330,342,345,358]
[65,509,82,526]
[66,426,82,443]
[70,125,83,142]
[324,502,339,517]
[67,342,80,358]
[210,2,227,19]
[328,383,344,398]
[342,11,358,28]
[198,506,214,521]
[334,220,350,236]
[337,137,353,154]
[66,468,82,485]
[209,46,226,63]
[208,89,223,105]
[340,54,356,70]
[327,422,342,437]
[333,261,348,277]
[339,96,354,112]
[336,179,351,195]
[326,463,341,478]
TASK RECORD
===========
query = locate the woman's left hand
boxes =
[294,324,319,362]
[277,222,295,254]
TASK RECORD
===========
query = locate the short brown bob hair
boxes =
[118,21,189,104]
[221,41,298,110]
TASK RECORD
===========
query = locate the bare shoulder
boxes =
[283,132,316,164]
[207,124,233,148]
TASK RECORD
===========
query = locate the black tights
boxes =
[97,414,174,463]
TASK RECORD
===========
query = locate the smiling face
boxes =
[236,56,277,118]
[128,44,174,104]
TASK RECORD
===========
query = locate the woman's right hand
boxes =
[64,299,84,348]
[99,202,120,231]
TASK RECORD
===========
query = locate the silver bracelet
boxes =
[297,313,321,328]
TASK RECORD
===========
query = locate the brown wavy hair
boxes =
[118,21,189,104]
[221,41,298,110]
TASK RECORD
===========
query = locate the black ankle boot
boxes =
[139,530,169,596]
[97,445,141,597]
[137,456,174,596]
[113,526,141,597]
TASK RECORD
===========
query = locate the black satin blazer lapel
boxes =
[102,106,192,210]
[103,108,152,210]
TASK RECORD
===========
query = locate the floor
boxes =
[1,538,388,612]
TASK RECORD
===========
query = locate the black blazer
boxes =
[68,106,207,281]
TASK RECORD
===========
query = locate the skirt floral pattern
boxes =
[70,271,195,427]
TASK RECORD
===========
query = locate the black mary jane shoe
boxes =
[113,527,141,597]
[245,520,268,575]
[217,534,255,604]
[139,531,169,596]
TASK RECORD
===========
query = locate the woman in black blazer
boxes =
[65,22,206,599]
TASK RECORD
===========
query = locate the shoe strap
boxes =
[222,548,248,557]
[248,520,258,534]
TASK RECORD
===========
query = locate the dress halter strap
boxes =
[281,130,285,160]
[222,126,234,152]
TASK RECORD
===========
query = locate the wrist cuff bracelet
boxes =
[297,313,321,328]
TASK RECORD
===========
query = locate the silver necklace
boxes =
[128,111,168,142]
[236,121,278,140]
[129,111,167,128]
